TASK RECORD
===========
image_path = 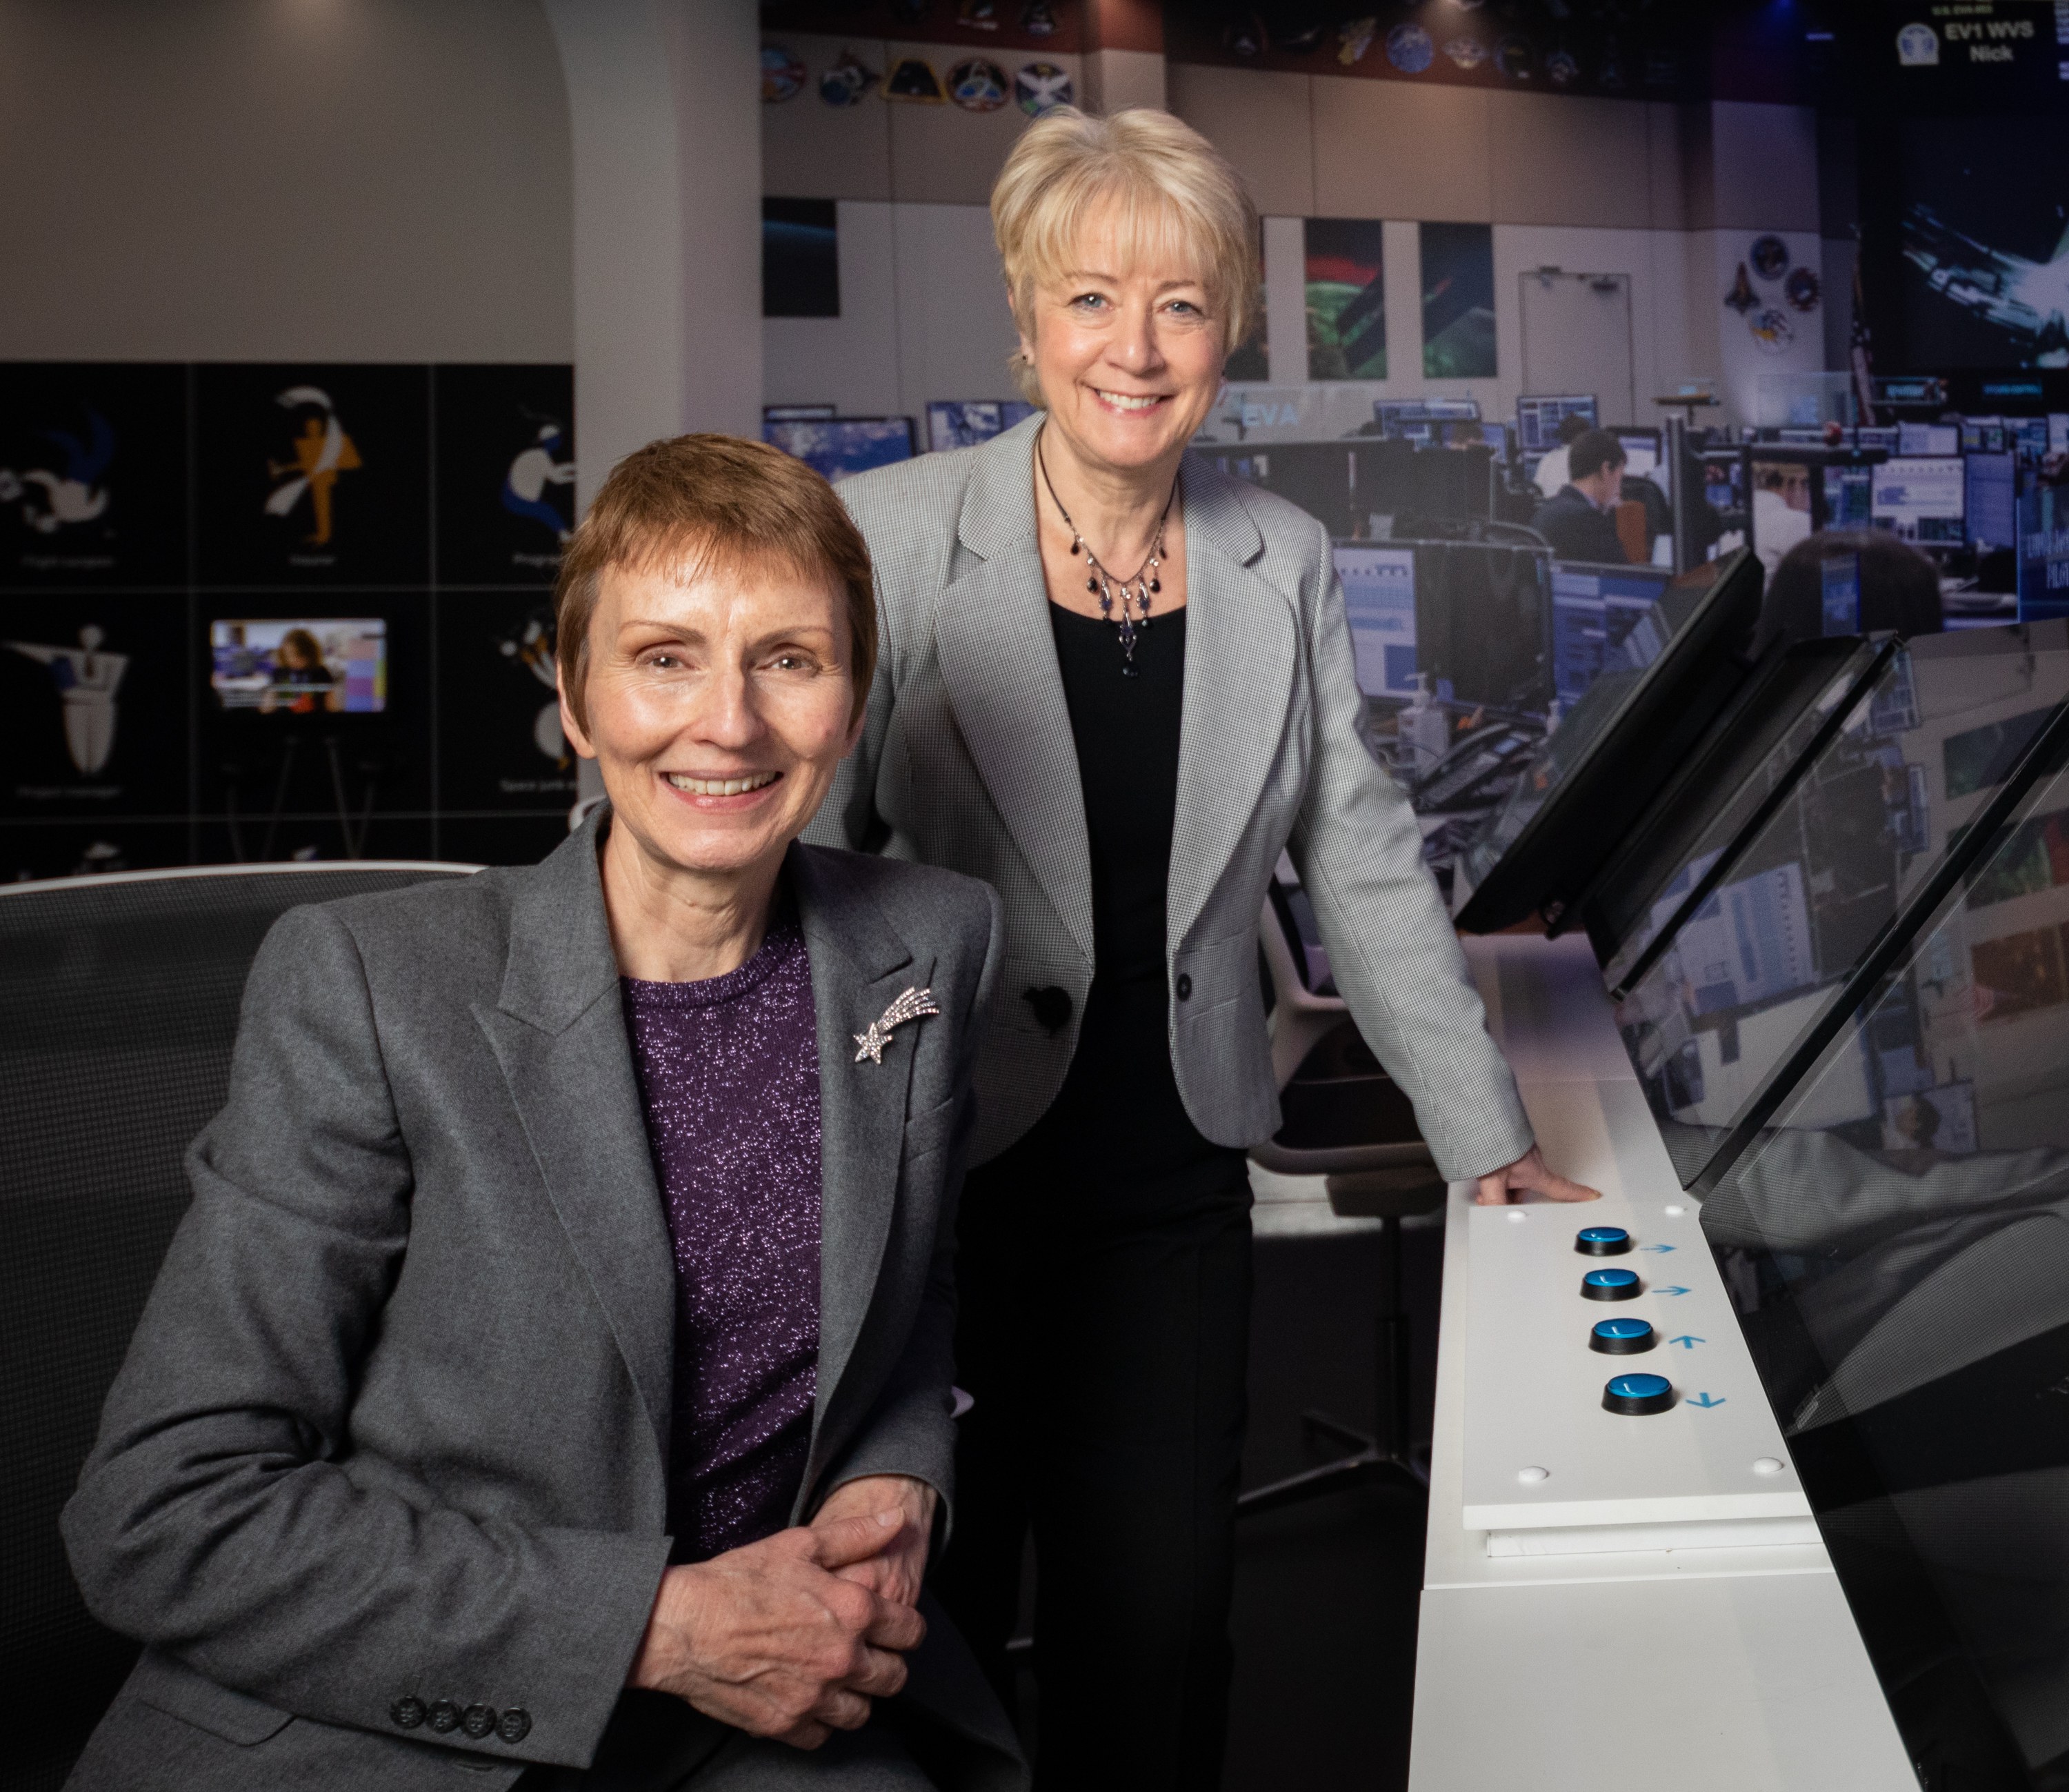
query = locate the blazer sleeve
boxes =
[808,879,1003,1553]
[1283,526,1537,1183]
[61,906,669,1771]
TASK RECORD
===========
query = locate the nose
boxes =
[688,661,766,753]
[1110,299,1163,374]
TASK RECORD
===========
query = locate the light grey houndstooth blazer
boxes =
[805,414,1534,1184]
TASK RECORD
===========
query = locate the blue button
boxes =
[1575,1226,1633,1257]
[1580,1266,1641,1301]
[1609,1373,1670,1398]
[1596,1318,1649,1338]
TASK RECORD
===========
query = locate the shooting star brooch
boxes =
[854,986,940,1064]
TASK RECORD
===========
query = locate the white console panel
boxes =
[1409,935,1916,1791]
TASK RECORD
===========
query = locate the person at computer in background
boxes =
[1530,410,1592,499]
[1755,528,1945,650]
[1750,463,1815,581]
[1530,429,1629,564]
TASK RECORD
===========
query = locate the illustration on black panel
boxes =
[3,626,128,775]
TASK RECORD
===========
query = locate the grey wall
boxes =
[0,0,574,362]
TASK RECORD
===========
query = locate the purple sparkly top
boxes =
[620,910,821,1562]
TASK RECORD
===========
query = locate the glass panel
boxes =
[1693,729,2069,1785]
[1614,623,2069,1190]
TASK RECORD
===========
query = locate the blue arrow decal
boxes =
[1669,1335,1705,1349]
[1655,1286,1691,1296]
[1641,1243,1678,1253]
[1687,1392,1726,1408]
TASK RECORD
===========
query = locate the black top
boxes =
[976,602,1244,1210]
[1531,484,1630,564]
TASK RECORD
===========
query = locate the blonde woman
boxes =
[810,109,1594,1787]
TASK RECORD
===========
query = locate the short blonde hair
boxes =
[552,434,877,733]
[991,107,1260,405]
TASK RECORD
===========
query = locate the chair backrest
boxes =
[0,862,477,1786]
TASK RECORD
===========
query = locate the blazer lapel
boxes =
[934,420,1095,964]
[474,810,677,1460]
[1168,459,1301,948]
[789,844,928,1440]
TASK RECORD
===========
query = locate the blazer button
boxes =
[1175,973,1193,1001]
[497,1708,533,1744]
[1023,986,1072,1033]
[390,1696,427,1729]
[427,1700,461,1733]
[461,1704,497,1740]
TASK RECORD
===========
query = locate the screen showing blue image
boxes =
[1823,464,1875,528]
[1517,395,1598,454]
[1549,562,1675,701]
[1965,450,2018,551]
[1820,553,1861,635]
[2014,417,2050,466]
[924,401,1038,453]
[2018,485,2069,622]
[1335,544,1419,695]
[1872,456,1966,546]
[763,417,914,484]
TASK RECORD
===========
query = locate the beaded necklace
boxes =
[1037,428,1179,678]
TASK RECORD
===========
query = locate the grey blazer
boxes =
[61,812,1021,1791]
[806,413,1531,1184]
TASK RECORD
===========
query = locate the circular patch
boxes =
[1015,62,1074,115]
[1386,22,1436,73]
[1751,235,1790,280]
[1496,34,1536,79]
[1443,35,1489,69]
[1021,0,1060,37]
[819,51,878,107]
[948,58,1008,111]
[1545,47,1579,85]
[1785,266,1823,312]
[761,44,805,104]
[1749,306,1795,353]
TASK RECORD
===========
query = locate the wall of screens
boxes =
[0,362,577,879]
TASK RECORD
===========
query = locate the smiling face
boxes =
[560,552,861,894]
[1016,206,1228,479]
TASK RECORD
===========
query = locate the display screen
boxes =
[1824,464,1876,530]
[1897,116,2069,372]
[1614,623,2069,1192]
[1873,456,1967,545]
[209,619,386,714]
[762,417,914,484]
[1336,543,1418,695]
[1453,549,1762,933]
[1550,562,1674,703]
[1516,395,1597,454]
[1615,430,1661,484]
[1822,553,1863,636]
[1967,450,2019,552]
[923,401,1037,454]
[1695,715,2069,1784]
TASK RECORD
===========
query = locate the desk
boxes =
[1408,933,1915,1791]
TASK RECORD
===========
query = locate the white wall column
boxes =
[546,0,761,516]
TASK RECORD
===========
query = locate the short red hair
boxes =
[552,433,877,731]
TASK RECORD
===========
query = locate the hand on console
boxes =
[1475,1143,1601,1206]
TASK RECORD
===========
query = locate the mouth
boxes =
[663,770,781,797]
[1091,388,1169,415]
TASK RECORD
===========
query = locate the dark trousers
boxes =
[934,1151,1252,1792]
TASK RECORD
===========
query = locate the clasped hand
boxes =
[628,1475,937,1749]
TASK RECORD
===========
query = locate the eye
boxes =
[1070,291,1110,311]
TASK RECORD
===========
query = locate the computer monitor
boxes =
[1872,455,1966,546]
[763,417,915,484]
[1966,450,2019,552]
[1452,548,1764,933]
[763,404,835,422]
[1549,562,1675,703]
[1614,428,1661,484]
[1960,415,2007,454]
[2013,417,2051,467]
[1335,543,1419,696]
[1822,464,1875,529]
[1820,552,1862,634]
[1516,395,1598,455]
[1897,422,1962,456]
[1419,397,1481,420]
[210,619,387,715]
[1477,421,1512,456]
[924,401,1038,453]
[1855,426,1902,454]
[2052,415,2069,457]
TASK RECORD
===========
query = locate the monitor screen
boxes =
[1823,464,1875,529]
[1517,395,1598,455]
[1550,562,1675,703]
[1898,423,1962,457]
[1873,456,1966,546]
[1961,415,2008,454]
[924,401,1037,454]
[2014,417,2051,468]
[1335,544,1419,696]
[210,619,387,714]
[2053,415,2069,458]
[763,417,914,483]
[1856,426,1902,454]
[763,404,835,421]
[1966,450,2019,552]
[1688,693,2069,1782]
[1452,548,1764,933]
[1477,421,1511,454]
[1821,552,1862,635]
[1613,622,2069,1193]
[1615,430,1661,484]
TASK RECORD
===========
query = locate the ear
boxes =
[1006,286,1036,370]
[557,664,597,762]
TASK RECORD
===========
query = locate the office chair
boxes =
[1237,879,1446,1516]
[0,859,479,1792]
